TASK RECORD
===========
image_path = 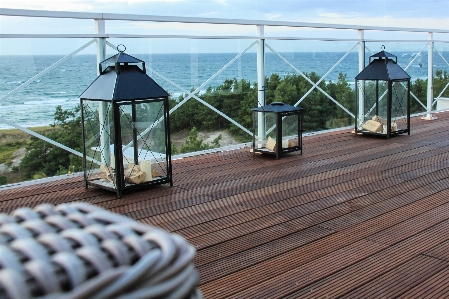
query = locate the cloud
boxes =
[197,11,219,17]
[311,13,448,30]
[215,0,229,6]
[97,0,183,3]
[0,0,95,11]
[317,12,365,20]
[264,13,282,21]
[2,0,449,33]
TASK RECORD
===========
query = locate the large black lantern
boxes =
[252,102,304,159]
[80,48,172,198]
[355,47,411,139]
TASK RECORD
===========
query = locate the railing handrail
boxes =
[2,8,449,35]
[2,34,449,44]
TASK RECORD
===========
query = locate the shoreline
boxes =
[0,125,57,149]
[0,125,53,132]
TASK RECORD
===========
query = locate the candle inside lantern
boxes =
[110,154,115,169]
[140,160,153,182]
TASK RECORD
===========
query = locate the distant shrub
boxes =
[177,127,222,154]
[20,105,82,179]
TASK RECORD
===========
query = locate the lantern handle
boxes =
[117,44,126,53]
[381,45,385,51]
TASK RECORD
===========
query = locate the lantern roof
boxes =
[100,52,144,71]
[370,50,397,61]
[355,50,410,81]
[80,51,169,101]
[252,102,303,113]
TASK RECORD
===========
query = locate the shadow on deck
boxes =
[1,112,449,298]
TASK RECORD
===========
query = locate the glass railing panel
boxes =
[263,40,358,132]
[107,38,259,152]
[263,26,355,41]
[370,42,428,115]
[0,39,97,129]
[105,20,255,37]
[1,10,449,186]
[431,42,449,111]
[363,29,429,44]
[0,38,97,184]
[366,41,449,115]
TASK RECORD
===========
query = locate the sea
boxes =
[0,51,445,129]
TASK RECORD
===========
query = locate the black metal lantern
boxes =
[252,102,304,159]
[80,48,172,198]
[355,47,411,139]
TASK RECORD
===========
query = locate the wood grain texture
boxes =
[2,112,449,298]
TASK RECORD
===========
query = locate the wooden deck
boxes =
[1,112,449,298]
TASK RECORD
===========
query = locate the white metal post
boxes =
[423,32,436,120]
[257,25,266,143]
[95,19,111,164]
[358,30,365,128]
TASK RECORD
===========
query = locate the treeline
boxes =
[168,72,376,142]
[412,69,449,107]
[170,69,449,142]
[13,70,449,181]
[169,72,358,142]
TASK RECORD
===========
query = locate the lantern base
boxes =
[355,128,409,138]
[87,176,172,194]
[421,115,437,120]
[252,146,302,157]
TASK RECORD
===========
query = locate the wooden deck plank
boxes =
[183,149,449,244]
[196,183,449,286]
[424,240,449,261]
[339,256,448,298]
[201,198,449,298]
[1,113,449,297]
[397,268,449,298]
[107,126,448,220]
[141,144,448,233]
[238,219,449,299]
[193,165,449,268]
[282,200,449,298]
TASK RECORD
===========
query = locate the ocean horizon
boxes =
[0,51,442,129]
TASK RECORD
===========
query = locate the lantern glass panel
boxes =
[118,100,168,185]
[357,80,388,130]
[253,111,276,150]
[391,82,409,131]
[82,100,116,190]
[282,114,299,148]
[252,112,300,151]
[356,80,409,134]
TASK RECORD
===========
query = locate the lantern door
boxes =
[81,99,116,191]
[252,109,302,159]
[115,99,172,190]
[355,79,410,138]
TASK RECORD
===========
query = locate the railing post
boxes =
[423,32,436,120]
[257,25,265,142]
[357,30,365,128]
[95,19,111,165]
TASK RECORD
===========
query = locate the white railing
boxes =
[1,8,449,160]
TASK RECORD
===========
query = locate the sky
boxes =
[1,0,448,26]
[1,0,449,54]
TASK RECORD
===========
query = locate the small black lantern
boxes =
[80,47,172,198]
[355,47,411,139]
[252,102,304,159]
